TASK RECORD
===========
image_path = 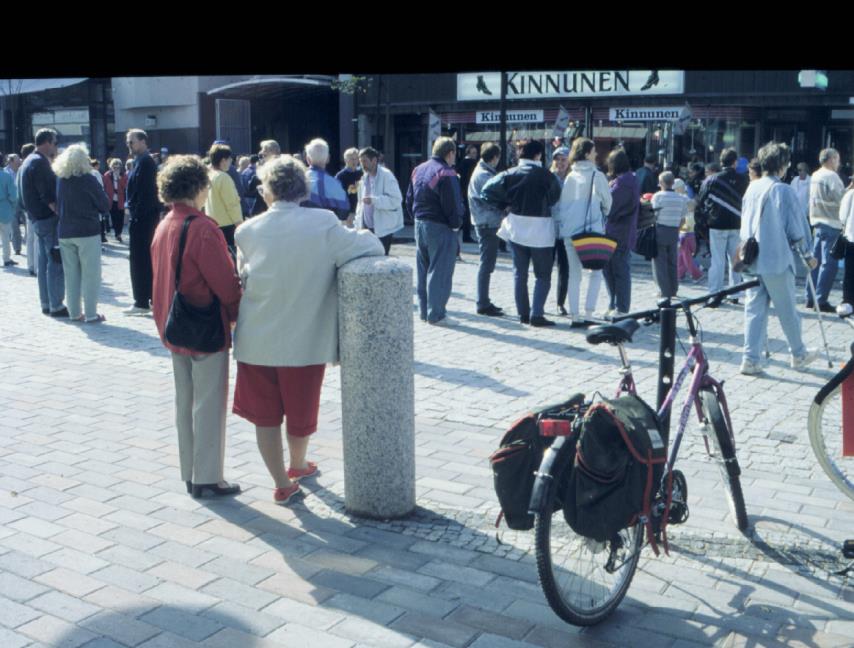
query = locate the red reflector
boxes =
[539,419,572,437]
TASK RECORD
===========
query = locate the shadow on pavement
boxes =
[77,321,169,358]
[414,360,529,397]
[52,604,258,647]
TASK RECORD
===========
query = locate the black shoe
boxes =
[519,315,530,324]
[805,301,814,310]
[42,307,50,315]
[727,297,740,305]
[116,236,123,243]
[3,260,18,266]
[186,481,192,494]
[477,305,504,317]
[101,235,108,243]
[29,270,37,277]
[191,482,241,499]
[819,302,836,313]
[530,316,556,327]
[49,307,70,318]
[557,305,568,316]
[570,319,590,329]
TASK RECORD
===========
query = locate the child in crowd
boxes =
[674,178,703,282]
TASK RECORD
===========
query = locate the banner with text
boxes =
[475,110,544,124]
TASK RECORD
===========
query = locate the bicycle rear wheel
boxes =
[535,496,643,626]
[699,389,748,531]
[808,386,854,503]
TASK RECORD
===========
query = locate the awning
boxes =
[0,78,88,95]
[207,76,336,100]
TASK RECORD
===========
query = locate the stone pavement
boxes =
[0,235,852,648]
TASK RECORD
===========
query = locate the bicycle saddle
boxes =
[585,319,640,346]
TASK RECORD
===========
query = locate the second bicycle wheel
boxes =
[699,389,749,531]
[535,494,643,626]
[808,385,854,503]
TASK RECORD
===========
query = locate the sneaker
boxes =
[123,305,150,316]
[740,359,764,375]
[429,316,458,327]
[3,260,18,267]
[273,483,302,504]
[530,316,556,327]
[791,349,819,370]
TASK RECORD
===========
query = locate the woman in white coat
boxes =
[354,147,403,255]
[232,155,385,504]
[554,138,613,327]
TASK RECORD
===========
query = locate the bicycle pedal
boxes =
[667,470,690,525]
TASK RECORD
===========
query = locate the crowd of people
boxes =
[3,125,854,501]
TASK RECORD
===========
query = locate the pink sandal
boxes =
[287,462,318,481]
[274,483,302,504]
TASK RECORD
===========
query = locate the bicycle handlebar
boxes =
[612,279,761,325]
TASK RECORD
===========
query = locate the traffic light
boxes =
[799,70,828,91]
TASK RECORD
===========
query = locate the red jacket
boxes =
[151,203,242,355]
[103,170,128,210]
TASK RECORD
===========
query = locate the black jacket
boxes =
[480,160,562,218]
[20,152,57,221]
[697,167,749,230]
[127,152,160,219]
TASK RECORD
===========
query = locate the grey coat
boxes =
[467,160,503,229]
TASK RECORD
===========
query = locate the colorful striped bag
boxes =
[570,171,617,270]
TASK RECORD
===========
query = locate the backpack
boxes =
[563,394,670,553]
[490,394,585,531]
[636,197,658,230]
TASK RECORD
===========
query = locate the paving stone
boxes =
[28,591,102,623]
[147,540,218,568]
[267,622,356,648]
[8,517,67,539]
[95,545,163,572]
[260,596,346,629]
[202,556,275,587]
[51,529,115,554]
[376,586,460,618]
[328,617,415,648]
[0,627,31,648]
[467,635,542,648]
[79,610,162,646]
[16,614,98,648]
[142,582,220,613]
[82,585,160,616]
[366,565,443,593]
[0,551,56,578]
[389,611,479,648]
[310,570,390,599]
[0,596,41,628]
[200,577,279,611]
[201,627,287,648]
[0,572,51,602]
[447,605,534,640]
[199,601,286,637]
[2,532,65,558]
[325,592,406,626]
[34,568,106,598]
[417,561,495,587]
[139,607,223,642]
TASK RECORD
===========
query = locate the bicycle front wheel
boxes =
[535,502,643,626]
[808,386,854,503]
[699,389,749,531]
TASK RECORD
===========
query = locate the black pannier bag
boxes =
[490,394,584,531]
[563,394,669,552]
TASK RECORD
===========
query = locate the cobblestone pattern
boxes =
[0,237,851,648]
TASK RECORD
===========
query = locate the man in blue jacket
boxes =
[482,140,562,327]
[467,142,504,317]
[20,128,67,317]
[303,138,350,221]
[406,137,464,326]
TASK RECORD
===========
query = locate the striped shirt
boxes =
[651,190,688,228]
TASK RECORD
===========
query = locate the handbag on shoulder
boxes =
[164,216,226,353]
[570,171,618,270]
[733,179,776,273]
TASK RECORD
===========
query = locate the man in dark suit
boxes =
[124,129,160,315]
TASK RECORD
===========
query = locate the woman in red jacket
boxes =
[103,158,128,243]
[151,155,243,498]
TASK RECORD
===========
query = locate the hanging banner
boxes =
[475,110,543,124]
[458,71,684,102]
[552,105,570,138]
[427,109,441,149]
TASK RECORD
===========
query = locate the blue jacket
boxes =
[405,156,464,229]
[303,166,350,221]
[20,152,57,221]
[57,174,111,239]
[127,152,160,219]
[0,169,17,225]
[467,160,503,229]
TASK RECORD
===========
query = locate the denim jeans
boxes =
[475,225,499,309]
[510,241,552,319]
[744,269,806,364]
[806,223,840,305]
[708,228,742,293]
[32,215,65,312]
[603,245,632,313]
[415,219,457,323]
[59,235,102,320]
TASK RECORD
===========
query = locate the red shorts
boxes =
[233,362,326,436]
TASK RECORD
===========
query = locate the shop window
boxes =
[32,107,92,150]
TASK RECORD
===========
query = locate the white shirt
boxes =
[841,189,854,242]
[651,190,688,228]
[496,159,556,248]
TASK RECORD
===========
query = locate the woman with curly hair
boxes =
[53,144,111,322]
[150,155,243,498]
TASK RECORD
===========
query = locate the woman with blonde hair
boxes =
[53,144,111,322]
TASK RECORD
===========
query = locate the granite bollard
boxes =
[338,255,415,518]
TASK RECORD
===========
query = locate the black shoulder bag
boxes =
[164,216,226,353]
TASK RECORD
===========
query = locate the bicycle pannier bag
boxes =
[563,394,667,547]
[490,394,585,530]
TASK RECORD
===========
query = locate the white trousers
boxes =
[171,350,229,484]
[564,239,603,317]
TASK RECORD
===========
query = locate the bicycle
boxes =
[807,305,854,570]
[528,280,758,626]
